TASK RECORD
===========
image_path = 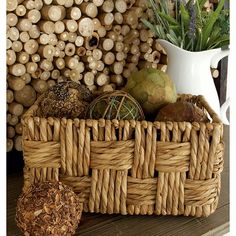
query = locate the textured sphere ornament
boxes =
[155,101,209,122]
[125,68,177,116]
[85,90,145,120]
[40,81,93,118]
[16,181,83,236]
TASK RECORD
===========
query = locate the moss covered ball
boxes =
[124,68,177,116]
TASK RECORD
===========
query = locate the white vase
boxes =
[158,39,230,125]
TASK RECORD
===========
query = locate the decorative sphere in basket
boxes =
[124,68,177,116]
[40,81,93,118]
[16,181,83,236]
[155,101,209,122]
[85,90,145,120]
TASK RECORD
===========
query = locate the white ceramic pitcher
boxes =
[158,39,230,125]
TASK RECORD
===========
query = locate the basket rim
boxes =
[22,93,222,124]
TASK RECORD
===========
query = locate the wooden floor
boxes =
[7,126,229,236]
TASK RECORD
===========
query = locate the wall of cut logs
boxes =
[6,0,218,152]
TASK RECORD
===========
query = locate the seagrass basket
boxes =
[21,94,224,217]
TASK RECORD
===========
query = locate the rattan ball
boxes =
[40,81,93,118]
[16,182,83,236]
[85,90,145,120]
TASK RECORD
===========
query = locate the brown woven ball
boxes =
[40,81,93,118]
[16,181,83,236]
[85,90,145,120]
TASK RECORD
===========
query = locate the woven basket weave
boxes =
[21,94,224,217]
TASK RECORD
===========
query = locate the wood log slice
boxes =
[54,21,65,34]
[8,64,26,76]
[80,2,98,18]
[27,9,41,23]
[16,51,30,64]
[41,5,66,21]
[7,13,18,26]
[17,19,32,31]
[29,25,41,39]
[7,89,14,103]
[14,135,23,152]
[15,5,26,16]
[8,102,24,116]
[7,50,16,65]
[78,18,94,37]
[14,85,37,107]
[38,21,55,34]
[7,114,19,126]
[7,139,14,152]
[32,79,49,93]
[7,0,18,12]
[67,7,81,20]
[24,39,39,55]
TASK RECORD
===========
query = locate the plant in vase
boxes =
[142,0,230,124]
[142,0,229,51]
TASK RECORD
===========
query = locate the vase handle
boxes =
[210,48,230,125]
[210,48,230,68]
[220,98,230,125]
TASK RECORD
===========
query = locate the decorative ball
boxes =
[85,90,145,120]
[40,81,93,118]
[16,181,83,236]
[155,101,209,122]
[124,68,177,116]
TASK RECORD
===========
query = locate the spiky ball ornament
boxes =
[40,81,93,118]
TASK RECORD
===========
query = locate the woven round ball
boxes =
[40,81,93,118]
[85,90,145,120]
[16,182,83,236]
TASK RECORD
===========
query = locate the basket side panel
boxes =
[22,115,224,217]
[184,123,224,217]
[126,122,158,215]
[154,122,190,215]
[88,120,133,215]
[22,117,61,191]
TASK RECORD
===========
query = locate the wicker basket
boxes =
[21,94,224,217]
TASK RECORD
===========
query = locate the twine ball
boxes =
[16,182,83,236]
[40,81,93,118]
[85,90,145,120]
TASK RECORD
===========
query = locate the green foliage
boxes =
[201,0,226,49]
[142,0,230,51]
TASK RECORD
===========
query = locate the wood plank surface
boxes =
[7,126,229,236]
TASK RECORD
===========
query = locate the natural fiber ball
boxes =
[155,101,209,122]
[40,81,93,118]
[85,90,145,120]
[125,68,177,116]
[16,182,83,236]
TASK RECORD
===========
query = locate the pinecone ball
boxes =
[40,81,93,118]
[16,182,83,236]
